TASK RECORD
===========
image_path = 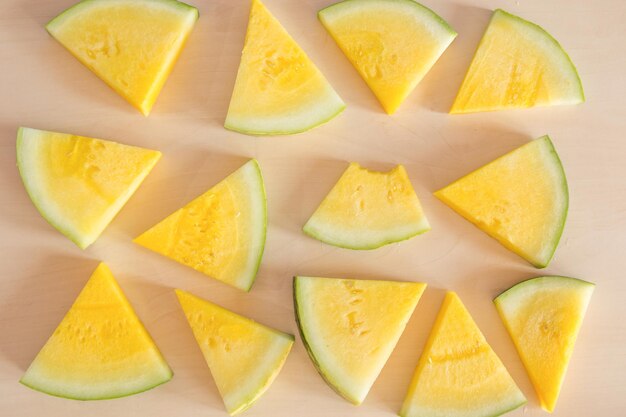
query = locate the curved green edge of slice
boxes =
[529,136,569,269]
[303,220,430,251]
[46,0,199,32]
[239,159,268,292]
[20,372,172,401]
[318,0,456,36]
[494,275,595,303]
[293,276,361,404]
[224,103,347,137]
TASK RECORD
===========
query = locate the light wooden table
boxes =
[1,0,624,416]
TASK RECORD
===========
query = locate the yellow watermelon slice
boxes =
[434,136,568,268]
[400,292,526,417]
[495,276,594,412]
[20,263,172,400]
[176,290,294,415]
[46,0,198,115]
[224,0,345,135]
[303,162,430,249]
[294,276,426,404]
[134,160,266,291]
[319,0,456,114]
[17,127,161,249]
[451,9,584,114]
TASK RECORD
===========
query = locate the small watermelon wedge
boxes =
[294,276,426,404]
[400,292,526,417]
[319,0,456,114]
[451,9,584,114]
[225,0,345,135]
[134,160,266,291]
[20,263,172,400]
[176,290,294,415]
[47,0,198,115]
[435,136,568,268]
[495,276,594,412]
[303,162,430,249]
[17,127,161,249]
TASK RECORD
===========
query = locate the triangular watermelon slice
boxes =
[17,127,161,249]
[318,0,456,113]
[303,162,430,249]
[225,0,345,135]
[401,292,526,417]
[495,276,594,412]
[46,0,198,115]
[20,263,172,400]
[434,136,568,268]
[451,9,584,114]
[294,276,426,404]
[134,160,266,291]
[176,290,294,415]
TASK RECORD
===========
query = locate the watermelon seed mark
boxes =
[346,311,366,335]
[349,297,363,305]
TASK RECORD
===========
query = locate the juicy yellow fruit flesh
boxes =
[435,136,568,267]
[17,127,161,249]
[225,0,345,135]
[303,163,430,249]
[451,9,583,113]
[295,276,426,404]
[319,0,456,114]
[495,276,594,412]
[134,160,266,291]
[401,292,525,417]
[47,0,198,115]
[176,290,293,415]
[20,263,172,400]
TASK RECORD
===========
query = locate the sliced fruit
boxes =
[134,160,266,291]
[20,263,172,400]
[17,127,161,249]
[294,276,426,404]
[176,290,293,415]
[319,0,456,114]
[47,0,198,115]
[303,162,430,249]
[400,292,526,417]
[451,9,584,114]
[224,0,345,135]
[494,276,594,412]
[434,136,568,268]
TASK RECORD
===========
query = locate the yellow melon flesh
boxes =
[225,0,345,135]
[294,276,426,404]
[451,9,584,114]
[319,0,456,114]
[46,0,198,115]
[176,290,293,415]
[303,162,430,249]
[494,276,594,412]
[134,160,266,291]
[20,263,172,400]
[435,136,568,268]
[17,127,161,249]
[401,292,525,417]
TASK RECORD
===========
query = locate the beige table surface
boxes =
[1,0,625,415]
